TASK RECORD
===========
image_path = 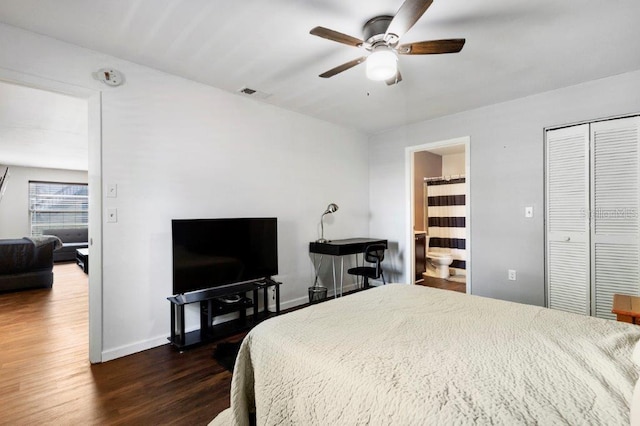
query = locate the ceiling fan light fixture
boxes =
[366,47,397,81]
[311,1,464,83]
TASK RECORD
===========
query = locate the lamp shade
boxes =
[324,203,339,215]
[317,203,339,243]
[366,48,397,81]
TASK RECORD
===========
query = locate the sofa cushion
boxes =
[0,270,53,292]
[53,244,88,262]
[29,240,55,270]
[0,238,54,292]
[0,239,33,274]
[43,228,88,244]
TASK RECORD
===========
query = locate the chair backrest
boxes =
[365,244,385,265]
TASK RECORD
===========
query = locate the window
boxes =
[29,181,88,236]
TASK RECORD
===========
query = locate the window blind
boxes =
[29,181,88,236]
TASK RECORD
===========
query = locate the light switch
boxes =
[107,208,117,223]
[525,206,533,218]
[107,183,117,198]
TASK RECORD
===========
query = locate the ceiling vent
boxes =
[237,87,272,99]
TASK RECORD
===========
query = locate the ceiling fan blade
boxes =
[385,0,433,41]
[398,39,466,55]
[310,26,363,47]
[319,57,367,78]
[385,70,403,86]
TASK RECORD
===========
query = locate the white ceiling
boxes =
[0,0,639,135]
[0,80,88,171]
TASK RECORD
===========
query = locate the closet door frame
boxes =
[545,113,640,317]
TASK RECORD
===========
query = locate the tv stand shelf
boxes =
[168,278,281,350]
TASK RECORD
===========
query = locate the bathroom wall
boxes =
[442,153,465,176]
[413,151,442,231]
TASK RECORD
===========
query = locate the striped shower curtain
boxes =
[425,177,466,276]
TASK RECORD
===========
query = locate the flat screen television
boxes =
[172,217,278,295]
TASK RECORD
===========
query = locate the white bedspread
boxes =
[211,284,640,425]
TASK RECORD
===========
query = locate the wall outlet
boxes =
[508,269,517,281]
[525,206,533,218]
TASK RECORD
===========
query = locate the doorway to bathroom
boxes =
[405,137,470,294]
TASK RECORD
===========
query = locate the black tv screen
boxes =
[172,218,278,295]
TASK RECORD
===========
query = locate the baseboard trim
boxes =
[267,282,362,311]
[274,294,308,311]
[102,335,170,362]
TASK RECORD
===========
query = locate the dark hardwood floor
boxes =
[0,262,237,425]
[419,275,466,293]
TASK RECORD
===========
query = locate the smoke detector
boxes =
[237,87,272,99]
[93,68,125,87]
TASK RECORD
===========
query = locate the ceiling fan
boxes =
[310,0,465,85]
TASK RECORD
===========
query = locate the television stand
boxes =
[167,278,281,349]
[218,294,243,304]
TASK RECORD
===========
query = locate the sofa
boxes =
[43,228,88,262]
[0,238,55,292]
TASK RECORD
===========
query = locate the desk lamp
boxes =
[317,203,339,243]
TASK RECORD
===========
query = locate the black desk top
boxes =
[309,238,388,256]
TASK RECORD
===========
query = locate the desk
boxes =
[309,238,388,297]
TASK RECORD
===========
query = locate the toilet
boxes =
[425,236,454,279]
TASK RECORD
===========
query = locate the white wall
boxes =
[0,23,369,360]
[0,165,88,238]
[370,69,640,306]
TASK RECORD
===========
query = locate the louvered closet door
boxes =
[591,117,640,319]
[546,124,591,315]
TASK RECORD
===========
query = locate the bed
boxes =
[211,284,640,425]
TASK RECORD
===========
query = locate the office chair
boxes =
[347,244,386,289]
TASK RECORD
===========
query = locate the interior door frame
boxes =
[404,136,471,293]
[0,68,103,363]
